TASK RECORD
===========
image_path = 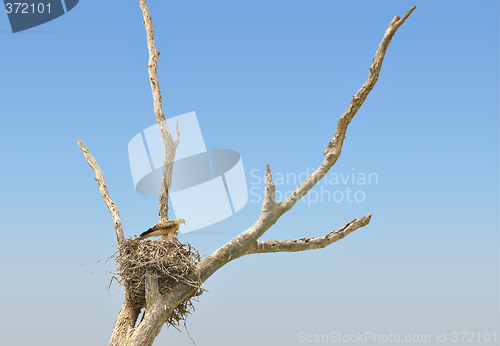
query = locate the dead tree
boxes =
[77,2,416,345]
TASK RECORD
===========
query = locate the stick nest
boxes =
[114,238,204,328]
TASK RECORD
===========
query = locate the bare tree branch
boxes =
[138,0,180,222]
[77,139,125,245]
[279,4,417,215]
[246,214,372,254]
[196,5,416,283]
[195,165,282,282]
[104,4,416,346]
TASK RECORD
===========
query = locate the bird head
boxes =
[178,218,186,226]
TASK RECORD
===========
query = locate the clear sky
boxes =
[0,1,498,345]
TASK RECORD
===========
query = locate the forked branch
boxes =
[93,3,416,346]
[196,4,416,283]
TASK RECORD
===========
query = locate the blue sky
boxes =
[0,1,498,345]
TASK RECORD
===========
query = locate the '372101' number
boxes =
[5,3,51,14]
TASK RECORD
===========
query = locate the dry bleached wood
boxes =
[77,139,125,245]
[139,0,180,223]
[246,214,372,254]
[196,5,416,283]
[280,4,416,215]
[86,2,416,346]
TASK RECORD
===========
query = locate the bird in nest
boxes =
[137,218,186,241]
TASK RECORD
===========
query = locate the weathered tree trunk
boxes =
[77,2,416,345]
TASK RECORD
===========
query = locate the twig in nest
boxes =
[113,238,204,328]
